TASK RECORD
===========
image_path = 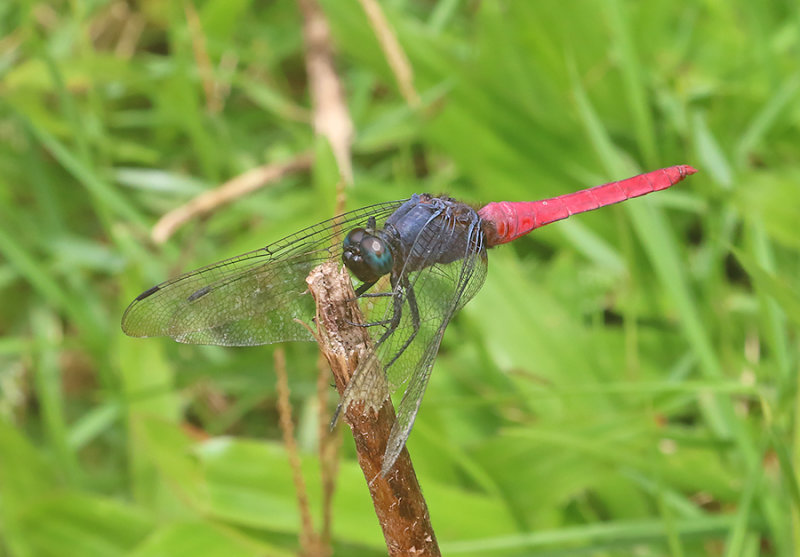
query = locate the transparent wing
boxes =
[337,206,488,474]
[121,200,406,346]
[380,224,487,473]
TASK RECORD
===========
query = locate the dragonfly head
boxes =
[342,227,393,282]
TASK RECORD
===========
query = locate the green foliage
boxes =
[1,0,798,555]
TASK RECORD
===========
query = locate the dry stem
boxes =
[151,153,313,244]
[274,348,324,555]
[358,0,420,108]
[184,1,223,114]
[297,0,354,184]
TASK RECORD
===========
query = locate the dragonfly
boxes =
[122,164,697,475]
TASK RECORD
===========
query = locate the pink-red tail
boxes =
[479,165,697,247]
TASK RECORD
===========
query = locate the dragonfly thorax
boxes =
[342,227,394,282]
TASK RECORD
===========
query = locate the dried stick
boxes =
[184,1,223,114]
[151,153,313,244]
[316,350,340,546]
[357,0,420,108]
[274,348,325,556]
[306,262,440,557]
[297,0,354,185]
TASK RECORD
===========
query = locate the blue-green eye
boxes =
[342,228,393,282]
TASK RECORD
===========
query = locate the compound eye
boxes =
[342,228,393,281]
[343,228,368,250]
[360,235,392,275]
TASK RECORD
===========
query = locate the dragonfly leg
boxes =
[382,277,421,370]
[346,287,401,329]
[346,283,389,309]
[354,280,377,297]
[346,288,394,328]
[366,277,407,349]
[347,317,393,328]
[347,281,396,328]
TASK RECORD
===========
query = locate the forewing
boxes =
[121,200,405,346]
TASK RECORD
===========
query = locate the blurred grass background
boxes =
[1,1,799,556]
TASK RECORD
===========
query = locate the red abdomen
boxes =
[479,165,697,247]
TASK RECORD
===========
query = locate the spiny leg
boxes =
[383,274,421,370]
[354,279,377,297]
[349,283,394,328]
[348,317,394,328]
[371,278,406,348]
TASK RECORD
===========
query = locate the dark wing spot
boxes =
[187,285,212,302]
[135,285,160,301]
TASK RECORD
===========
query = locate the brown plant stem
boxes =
[357,0,420,108]
[184,1,223,114]
[274,348,320,555]
[151,153,313,244]
[297,0,354,185]
[306,261,440,557]
[316,350,340,546]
